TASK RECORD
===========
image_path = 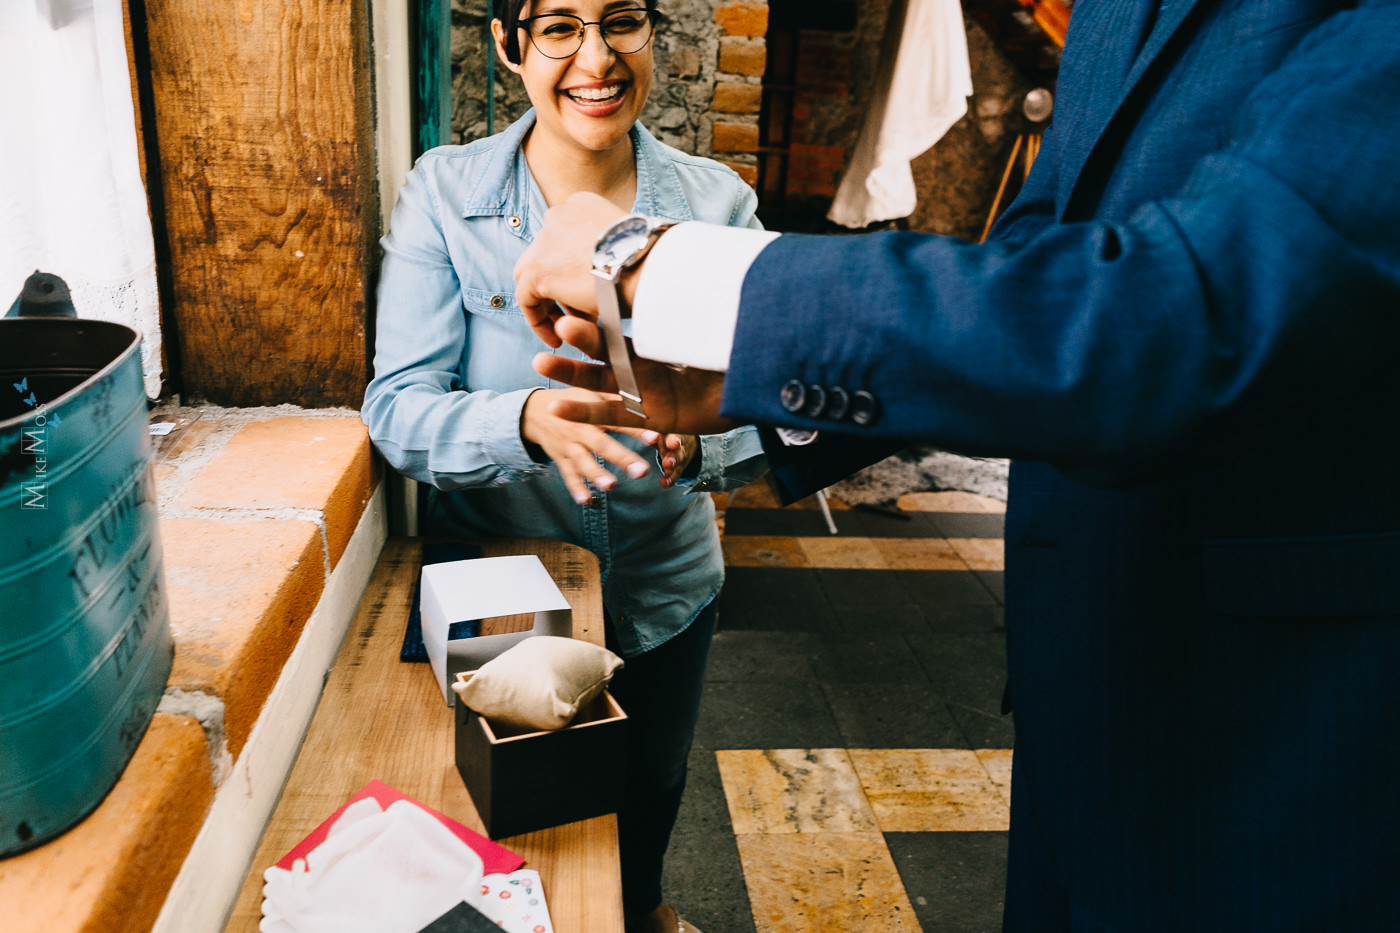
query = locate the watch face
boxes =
[593,214,655,270]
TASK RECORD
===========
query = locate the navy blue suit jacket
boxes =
[722,0,1400,929]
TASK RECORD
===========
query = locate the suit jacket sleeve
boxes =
[721,2,1400,484]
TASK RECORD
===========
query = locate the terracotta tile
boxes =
[797,537,888,569]
[737,832,921,932]
[717,749,878,835]
[730,482,785,510]
[729,484,848,511]
[162,516,325,757]
[848,749,1010,832]
[872,537,968,571]
[722,535,811,568]
[947,537,1006,571]
[897,491,1006,513]
[176,416,377,569]
[0,714,214,933]
[975,748,1014,806]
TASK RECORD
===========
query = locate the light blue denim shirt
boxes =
[363,111,767,658]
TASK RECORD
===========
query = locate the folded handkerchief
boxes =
[261,798,485,933]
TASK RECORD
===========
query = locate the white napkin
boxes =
[261,797,486,933]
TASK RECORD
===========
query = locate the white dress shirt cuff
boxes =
[631,222,780,372]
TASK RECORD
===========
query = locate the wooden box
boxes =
[453,672,628,839]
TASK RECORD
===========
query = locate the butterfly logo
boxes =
[51,413,62,426]
[13,377,27,393]
[22,392,36,407]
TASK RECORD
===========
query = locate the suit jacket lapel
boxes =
[1058,0,1207,214]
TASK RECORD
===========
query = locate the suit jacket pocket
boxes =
[1201,532,1400,618]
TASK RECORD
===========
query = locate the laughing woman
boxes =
[361,3,765,931]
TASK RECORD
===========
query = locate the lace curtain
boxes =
[0,0,163,398]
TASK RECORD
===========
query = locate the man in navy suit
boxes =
[513,0,1400,927]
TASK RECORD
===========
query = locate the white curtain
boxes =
[828,0,973,229]
[0,0,163,398]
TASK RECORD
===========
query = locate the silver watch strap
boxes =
[592,269,647,418]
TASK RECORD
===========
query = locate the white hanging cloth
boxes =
[828,0,973,229]
[0,0,163,398]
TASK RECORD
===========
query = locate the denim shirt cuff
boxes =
[484,387,552,477]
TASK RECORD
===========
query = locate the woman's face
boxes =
[494,2,655,159]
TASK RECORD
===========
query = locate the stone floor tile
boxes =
[821,682,969,749]
[975,749,1014,805]
[919,604,1005,635]
[872,537,969,571]
[797,536,888,569]
[723,535,812,568]
[974,571,1005,604]
[693,681,844,751]
[736,832,921,932]
[809,633,929,684]
[904,632,1009,720]
[718,568,842,633]
[950,704,1018,750]
[927,512,1007,539]
[725,508,856,538]
[162,516,324,756]
[946,537,1006,571]
[664,831,758,933]
[900,570,1002,608]
[673,750,738,836]
[849,749,1010,832]
[834,603,930,635]
[814,569,917,609]
[707,631,820,683]
[897,491,1006,514]
[716,749,878,835]
[0,715,213,933]
[176,415,376,569]
[885,831,1009,933]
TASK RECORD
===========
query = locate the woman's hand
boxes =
[521,388,650,504]
[643,431,699,487]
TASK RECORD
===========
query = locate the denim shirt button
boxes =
[490,294,505,308]
[507,215,522,228]
[585,494,603,508]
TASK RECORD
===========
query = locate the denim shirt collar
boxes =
[460,109,695,238]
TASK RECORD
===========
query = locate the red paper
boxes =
[275,780,525,876]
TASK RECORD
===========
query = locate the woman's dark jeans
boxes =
[604,599,717,917]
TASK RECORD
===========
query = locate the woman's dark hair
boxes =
[495,0,660,64]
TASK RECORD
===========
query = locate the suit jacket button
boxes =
[803,384,827,418]
[849,390,881,426]
[825,386,851,421]
[780,379,807,413]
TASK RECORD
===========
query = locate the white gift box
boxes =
[420,555,573,705]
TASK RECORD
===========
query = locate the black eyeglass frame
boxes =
[516,7,662,59]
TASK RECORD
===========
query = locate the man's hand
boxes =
[514,192,628,348]
[532,315,735,436]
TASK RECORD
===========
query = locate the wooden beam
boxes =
[140,0,377,407]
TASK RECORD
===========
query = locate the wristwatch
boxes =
[592,213,674,418]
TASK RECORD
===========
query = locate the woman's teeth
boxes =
[567,85,623,103]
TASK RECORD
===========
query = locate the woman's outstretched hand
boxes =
[521,388,651,504]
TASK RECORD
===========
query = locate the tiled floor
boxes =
[665,484,1012,933]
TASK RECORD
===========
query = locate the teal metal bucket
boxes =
[0,287,173,857]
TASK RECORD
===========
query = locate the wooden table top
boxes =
[223,536,623,933]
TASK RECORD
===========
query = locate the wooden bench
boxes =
[222,536,624,933]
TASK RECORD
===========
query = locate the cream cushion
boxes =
[451,635,624,731]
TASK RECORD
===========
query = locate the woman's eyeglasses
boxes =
[519,8,659,59]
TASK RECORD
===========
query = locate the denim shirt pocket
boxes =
[459,287,550,391]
